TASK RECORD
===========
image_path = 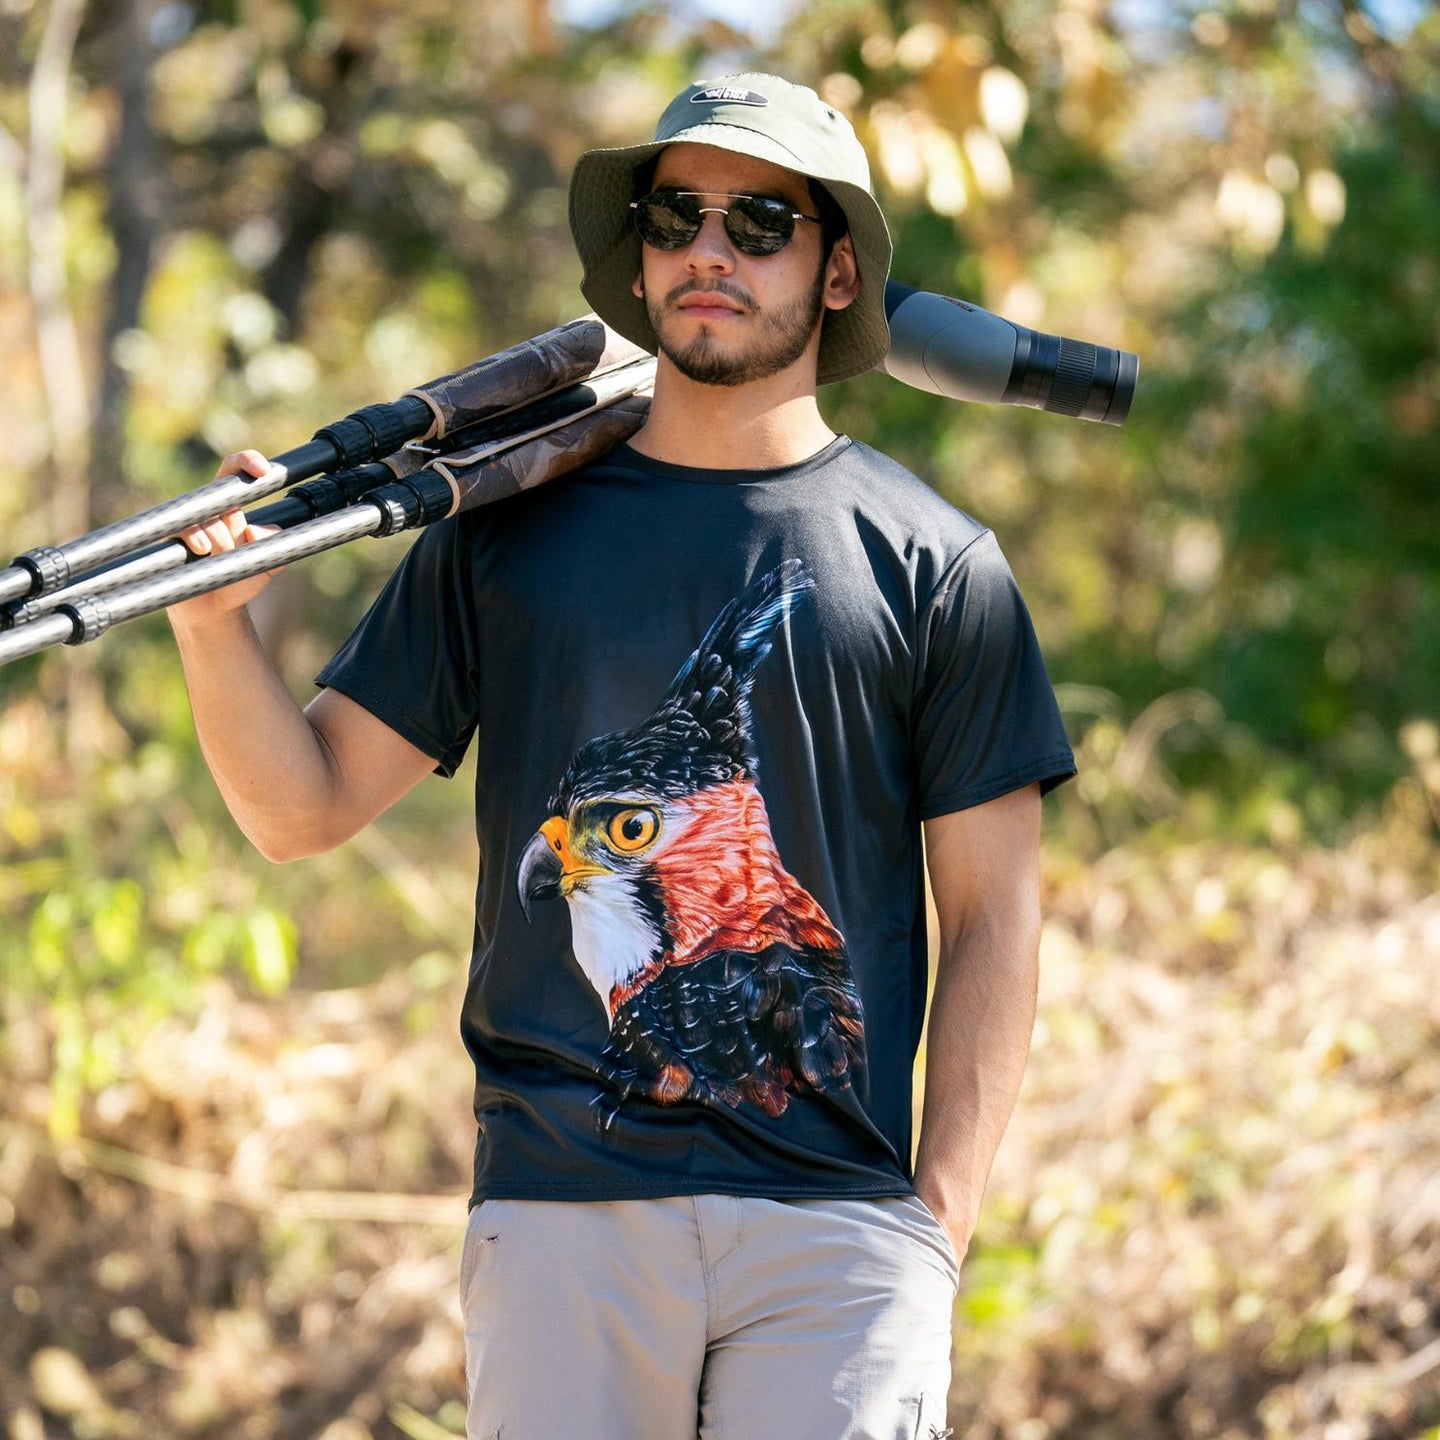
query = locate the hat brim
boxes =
[568,134,892,386]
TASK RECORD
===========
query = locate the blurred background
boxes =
[1,0,1438,1436]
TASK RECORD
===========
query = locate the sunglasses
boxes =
[629,191,822,257]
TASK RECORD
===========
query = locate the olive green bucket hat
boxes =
[568,73,892,385]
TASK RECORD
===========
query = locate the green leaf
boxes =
[241,909,296,996]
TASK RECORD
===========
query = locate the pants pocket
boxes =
[458,1201,492,1305]
[906,1194,963,1289]
[914,1388,955,1440]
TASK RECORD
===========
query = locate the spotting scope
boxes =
[881,282,1137,425]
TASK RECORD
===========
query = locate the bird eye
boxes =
[603,807,660,854]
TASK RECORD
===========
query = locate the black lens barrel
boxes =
[1003,326,1136,425]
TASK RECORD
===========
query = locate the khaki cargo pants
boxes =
[460,1192,959,1440]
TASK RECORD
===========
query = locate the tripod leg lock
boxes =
[367,472,457,538]
[313,398,432,468]
[13,546,71,598]
[57,595,112,646]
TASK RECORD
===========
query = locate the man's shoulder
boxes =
[828,439,991,550]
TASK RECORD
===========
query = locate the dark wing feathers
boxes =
[598,941,867,1127]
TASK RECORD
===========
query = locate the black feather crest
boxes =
[553,560,811,809]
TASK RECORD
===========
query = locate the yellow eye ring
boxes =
[604,807,660,854]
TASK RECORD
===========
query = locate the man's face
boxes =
[632,143,854,389]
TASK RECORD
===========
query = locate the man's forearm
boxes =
[169,607,342,859]
[912,907,1041,1260]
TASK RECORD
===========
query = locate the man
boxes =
[170,73,1075,1440]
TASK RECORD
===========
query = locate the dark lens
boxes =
[726,197,794,255]
[633,194,702,250]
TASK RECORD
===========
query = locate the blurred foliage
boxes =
[2,0,1439,1435]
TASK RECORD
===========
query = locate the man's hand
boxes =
[167,450,281,628]
[914,1174,973,1271]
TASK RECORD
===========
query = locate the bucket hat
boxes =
[568,73,892,385]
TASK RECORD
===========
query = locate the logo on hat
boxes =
[691,86,769,106]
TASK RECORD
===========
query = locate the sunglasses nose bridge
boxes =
[685,205,741,262]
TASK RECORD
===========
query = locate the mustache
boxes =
[664,278,755,310]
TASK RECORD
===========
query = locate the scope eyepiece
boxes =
[1004,326,1138,425]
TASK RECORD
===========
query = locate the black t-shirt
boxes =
[318,436,1075,1204]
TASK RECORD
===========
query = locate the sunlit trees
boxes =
[1,1,1437,1435]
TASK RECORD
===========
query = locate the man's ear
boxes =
[822,234,862,313]
[632,269,645,299]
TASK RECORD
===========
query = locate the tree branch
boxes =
[27,0,92,529]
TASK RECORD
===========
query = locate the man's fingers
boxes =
[175,451,273,553]
[213,448,269,481]
[166,458,282,622]
[183,516,235,556]
[173,452,272,553]
[177,508,258,555]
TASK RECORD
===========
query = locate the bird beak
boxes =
[518,815,608,922]
[517,822,565,923]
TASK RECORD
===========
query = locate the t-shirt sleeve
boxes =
[912,529,1076,818]
[315,516,480,777]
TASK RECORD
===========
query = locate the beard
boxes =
[646,267,828,388]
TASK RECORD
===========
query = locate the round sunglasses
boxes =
[629,191,822,257]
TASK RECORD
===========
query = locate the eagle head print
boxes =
[516,560,867,1131]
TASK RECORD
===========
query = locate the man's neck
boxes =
[626,356,838,470]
